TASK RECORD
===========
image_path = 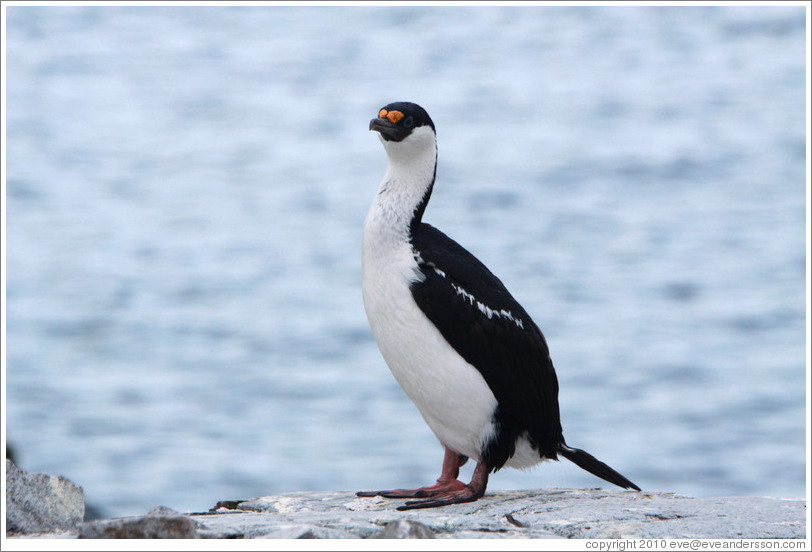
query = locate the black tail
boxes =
[559,444,641,491]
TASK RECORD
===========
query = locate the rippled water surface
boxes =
[5,6,807,517]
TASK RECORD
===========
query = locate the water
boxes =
[4,6,807,518]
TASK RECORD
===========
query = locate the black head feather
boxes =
[370,101,435,142]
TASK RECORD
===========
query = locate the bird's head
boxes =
[370,102,436,160]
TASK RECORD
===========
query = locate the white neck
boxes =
[362,126,438,324]
[368,126,438,239]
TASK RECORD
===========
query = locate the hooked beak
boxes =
[369,118,410,142]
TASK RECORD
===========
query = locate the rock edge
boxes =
[7,485,806,539]
[5,460,85,535]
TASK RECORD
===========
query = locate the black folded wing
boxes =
[409,223,563,470]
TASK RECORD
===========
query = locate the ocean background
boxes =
[4,5,807,518]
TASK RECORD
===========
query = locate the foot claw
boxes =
[361,453,489,511]
[355,479,466,500]
[381,489,431,498]
[396,490,480,510]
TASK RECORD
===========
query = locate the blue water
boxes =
[4,6,807,518]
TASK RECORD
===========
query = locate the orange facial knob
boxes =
[386,110,404,124]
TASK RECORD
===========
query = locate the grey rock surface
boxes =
[5,459,85,535]
[189,489,806,539]
[7,487,806,539]
[371,519,437,539]
[78,506,199,539]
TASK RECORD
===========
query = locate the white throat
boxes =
[369,125,438,237]
[362,123,438,335]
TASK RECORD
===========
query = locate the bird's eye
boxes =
[403,116,415,128]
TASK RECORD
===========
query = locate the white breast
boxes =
[362,197,498,461]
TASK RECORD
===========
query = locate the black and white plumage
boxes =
[358,102,639,510]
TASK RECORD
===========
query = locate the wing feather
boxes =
[409,223,563,468]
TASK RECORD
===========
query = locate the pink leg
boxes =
[396,459,490,510]
[356,447,468,499]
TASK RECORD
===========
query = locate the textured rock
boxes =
[5,459,85,535]
[7,487,807,539]
[371,519,436,538]
[78,506,199,539]
[189,489,806,539]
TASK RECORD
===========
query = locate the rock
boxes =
[7,487,807,539]
[78,505,199,539]
[5,459,85,535]
[146,505,184,517]
[372,519,436,538]
[256,524,359,539]
[191,489,806,539]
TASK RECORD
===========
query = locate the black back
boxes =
[409,223,564,471]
